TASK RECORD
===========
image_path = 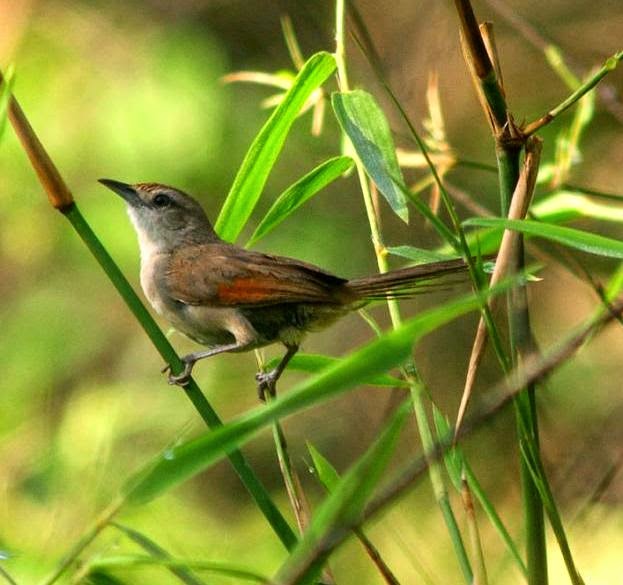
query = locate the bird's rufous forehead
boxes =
[134,182,176,193]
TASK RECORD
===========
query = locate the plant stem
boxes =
[64,205,297,552]
[334,4,472,581]
[3,81,297,557]
[461,476,489,585]
[452,4,551,580]
[39,496,125,585]
[298,293,623,573]
[524,51,623,135]
[497,138,548,585]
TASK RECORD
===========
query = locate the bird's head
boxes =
[99,179,219,252]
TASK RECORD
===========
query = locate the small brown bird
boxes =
[100,179,467,396]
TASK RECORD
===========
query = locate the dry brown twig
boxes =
[455,136,542,434]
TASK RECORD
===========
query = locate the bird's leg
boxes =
[163,342,244,387]
[256,344,299,401]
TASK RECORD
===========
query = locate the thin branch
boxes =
[453,0,508,129]
[39,497,125,585]
[482,0,623,123]
[455,137,542,434]
[524,51,623,136]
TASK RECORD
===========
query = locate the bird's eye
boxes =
[153,193,171,208]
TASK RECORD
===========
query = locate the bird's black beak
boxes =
[99,178,143,207]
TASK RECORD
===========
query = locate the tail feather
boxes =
[346,257,468,299]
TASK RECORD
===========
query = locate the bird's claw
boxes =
[161,361,193,387]
[255,370,278,401]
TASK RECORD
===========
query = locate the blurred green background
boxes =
[1,0,622,583]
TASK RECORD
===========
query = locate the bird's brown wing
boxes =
[165,243,352,307]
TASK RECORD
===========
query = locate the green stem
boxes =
[335,4,472,581]
[63,204,297,552]
[409,379,473,583]
[39,496,125,585]
[498,148,548,585]
[524,51,623,135]
[334,0,349,91]
[464,464,528,577]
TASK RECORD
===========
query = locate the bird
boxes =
[99,179,469,397]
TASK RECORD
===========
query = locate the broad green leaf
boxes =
[87,555,266,583]
[307,443,341,492]
[215,52,336,242]
[332,90,408,222]
[0,65,15,141]
[125,283,511,505]
[273,402,411,585]
[265,352,408,388]
[387,245,459,264]
[247,156,354,246]
[463,217,623,259]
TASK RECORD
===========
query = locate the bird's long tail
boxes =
[346,257,469,300]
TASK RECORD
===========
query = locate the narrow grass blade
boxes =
[86,572,128,585]
[532,191,623,224]
[430,409,526,577]
[111,523,206,585]
[464,217,623,258]
[247,155,353,246]
[0,565,18,585]
[0,65,14,141]
[516,429,585,584]
[431,405,463,491]
[215,52,336,242]
[332,90,409,222]
[307,443,401,585]
[387,245,459,264]
[463,464,527,577]
[86,555,267,583]
[273,402,411,585]
[124,284,510,506]
[265,353,408,388]
[446,190,623,256]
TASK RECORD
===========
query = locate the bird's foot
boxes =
[161,358,194,387]
[255,369,278,401]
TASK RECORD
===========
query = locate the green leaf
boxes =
[265,352,408,388]
[112,523,206,585]
[124,284,510,505]
[215,52,337,242]
[463,217,623,259]
[87,555,267,583]
[532,191,623,224]
[332,90,409,222]
[387,245,459,265]
[463,465,528,577]
[440,191,623,257]
[247,156,353,246]
[0,65,15,141]
[273,402,411,585]
[307,443,341,492]
[86,571,129,585]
